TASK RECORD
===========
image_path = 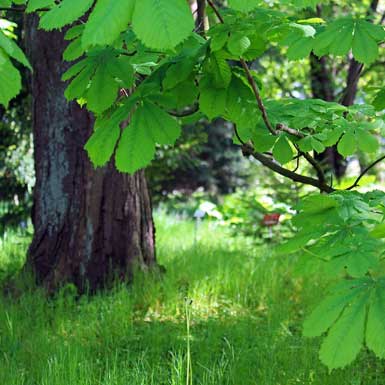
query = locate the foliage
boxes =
[147,119,252,203]
[1,0,385,371]
[219,189,294,243]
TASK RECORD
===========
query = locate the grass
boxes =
[0,212,384,385]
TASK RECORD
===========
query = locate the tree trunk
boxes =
[310,53,347,179]
[25,16,156,292]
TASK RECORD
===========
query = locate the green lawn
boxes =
[0,213,383,385]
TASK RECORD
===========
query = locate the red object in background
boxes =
[262,213,281,227]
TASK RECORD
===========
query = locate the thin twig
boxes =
[346,154,385,190]
[168,104,199,117]
[207,0,224,23]
[276,123,304,138]
[240,59,277,135]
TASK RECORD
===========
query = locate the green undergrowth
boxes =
[0,212,383,385]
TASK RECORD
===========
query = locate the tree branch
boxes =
[234,125,334,193]
[195,0,206,34]
[346,155,385,190]
[244,144,335,193]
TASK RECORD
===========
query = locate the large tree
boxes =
[1,0,385,373]
[24,16,155,292]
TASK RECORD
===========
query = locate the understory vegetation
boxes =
[1,213,384,385]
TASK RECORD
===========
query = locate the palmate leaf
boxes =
[303,279,370,338]
[39,0,94,30]
[313,18,385,65]
[116,101,181,173]
[85,97,139,167]
[63,48,135,114]
[132,0,194,50]
[319,292,368,370]
[303,278,385,370]
[82,0,135,48]
[337,125,379,157]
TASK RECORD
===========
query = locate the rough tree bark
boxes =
[25,16,156,292]
[310,53,348,179]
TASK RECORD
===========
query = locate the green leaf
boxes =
[106,56,135,89]
[313,18,355,57]
[64,64,94,101]
[370,223,385,239]
[319,294,367,370]
[210,32,228,52]
[140,101,181,145]
[209,51,232,88]
[39,0,94,30]
[313,18,384,65]
[199,77,227,120]
[352,22,379,66]
[366,286,385,358]
[227,34,251,57]
[82,0,135,48]
[85,115,121,167]
[311,137,325,153]
[337,131,356,157]
[253,132,277,152]
[303,283,365,338]
[228,0,260,12]
[287,37,313,60]
[115,116,155,174]
[0,30,31,69]
[372,89,385,111]
[115,101,181,173]
[355,129,379,153]
[63,37,85,61]
[62,59,88,81]
[26,0,54,12]
[132,0,194,50]
[163,60,195,90]
[86,66,119,114]
[85,97,138,167]
[273,135,293,165]
[0,0,12,7]
[0,52,21,107]
[64,25,84,41]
